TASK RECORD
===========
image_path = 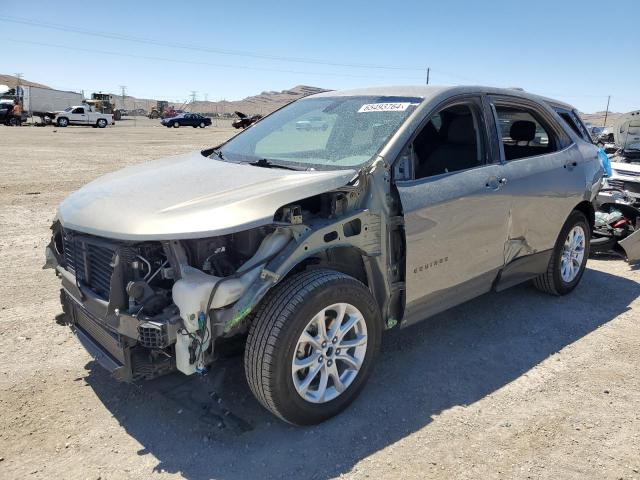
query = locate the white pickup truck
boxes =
[53,105,114,128]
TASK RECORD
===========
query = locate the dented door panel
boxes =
[497,145,586,263]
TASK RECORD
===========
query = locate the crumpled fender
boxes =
[222,209,382,333]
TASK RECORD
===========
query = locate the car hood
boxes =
[58,151,357,240]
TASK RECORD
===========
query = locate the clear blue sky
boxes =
[1,0,637,112]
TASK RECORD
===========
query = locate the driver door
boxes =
[395,96,510,326]
[71,106,88,124]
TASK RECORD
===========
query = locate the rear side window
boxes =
[495,106,558,161]
[555,108,591,142]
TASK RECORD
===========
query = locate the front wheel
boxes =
[172,122,179,128]
[57,117,69,127]
[199,122,206,128]
[534,210,590,295]
[244,269,381,425]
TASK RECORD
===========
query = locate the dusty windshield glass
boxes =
[216,96,422,170]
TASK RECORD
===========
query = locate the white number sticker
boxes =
[358,102,411,113]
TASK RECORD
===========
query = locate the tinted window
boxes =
[413,103,485,179]
[495,106,558,161]
[72,107,84,114]
[555,108,591,142]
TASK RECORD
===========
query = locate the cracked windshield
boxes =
[217,95,422,169]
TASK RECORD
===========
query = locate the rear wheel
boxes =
[244,269,381,425]
[534,210,590,295]
[96,119,107,128]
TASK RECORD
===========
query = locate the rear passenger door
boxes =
[487,96,583,263]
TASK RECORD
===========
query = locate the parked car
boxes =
[0,100,17,125]
[161,113,212,128]
[46,86,602,425]
[53,105,113,128]
[600,157,640,203]
[232,110,262,129]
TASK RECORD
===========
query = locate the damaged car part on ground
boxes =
[46,85,603,425]
[591,188,640,263]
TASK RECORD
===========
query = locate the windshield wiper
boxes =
[211,148,225,160]
[250,158,299,171]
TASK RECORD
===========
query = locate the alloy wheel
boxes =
[560,225,586,282]
[291,303,368,404]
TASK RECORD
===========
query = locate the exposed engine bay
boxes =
[49,221,287,380]
[46,182,384,382]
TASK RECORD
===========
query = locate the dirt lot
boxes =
[0,118,639,480]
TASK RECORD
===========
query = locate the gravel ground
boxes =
[0,119,638,480]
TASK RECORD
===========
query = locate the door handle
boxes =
[564,161,578,169]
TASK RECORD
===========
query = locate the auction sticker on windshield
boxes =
[358,102,412,113]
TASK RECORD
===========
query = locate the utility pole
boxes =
[603,95,611,127]
[119,85,127,110]
[190,91,196,104]
[426,67,430,85]
[204,93,208,102]
[14,72,23,85]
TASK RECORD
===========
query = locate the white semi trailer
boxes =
[0,85,84,121]
[22,86,84,119]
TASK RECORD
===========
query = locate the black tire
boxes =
[57,117,69,127]
[96,119,107,128]
[244,269,381,425]
[199,122,206,128]
[534,210,590,295]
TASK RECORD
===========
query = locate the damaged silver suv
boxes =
[46,86,602,425]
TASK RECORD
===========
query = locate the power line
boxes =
[0,15,425,72]
[3,38,427,81]
[119,85,126,108]
[603,95,611,127]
